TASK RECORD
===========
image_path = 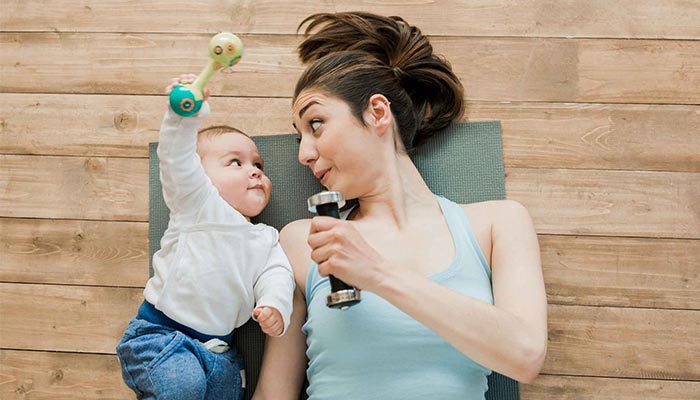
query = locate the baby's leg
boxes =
[201,345,245,400]
[117,319,207,400]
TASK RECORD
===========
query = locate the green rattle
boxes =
[169,32,244,117]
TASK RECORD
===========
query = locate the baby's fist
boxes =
[252,306,284,337]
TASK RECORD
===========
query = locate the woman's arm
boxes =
[252,219,312,400]
[308,200,547,383]
[252,288,307,400]
[383,200,546,382]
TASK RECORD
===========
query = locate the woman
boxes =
[253,12,547,399]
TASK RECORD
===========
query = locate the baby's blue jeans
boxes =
[116,318,245,400]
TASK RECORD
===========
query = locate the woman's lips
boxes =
[315,168,331,185]
[320,169,330,185]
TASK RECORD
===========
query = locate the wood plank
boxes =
[3,33,700,104]
[506,168,700,239]
[0,283,141,354]
[2,283,699,381]
[0,155,148,221]
[3,154,698,238]
[540,235,700,310]
[544,305,700,381]
[468,102,700,173]
[0,33,302,98]
[3,94,699,173]
[522,374,700,399]
[2,0,700,40]
[1,214,698,310]
[0,349,132,399]
[3,352,700,400]
[0,218,148,287]
[0,94,293,158]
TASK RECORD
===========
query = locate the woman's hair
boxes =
[295,12,464,152]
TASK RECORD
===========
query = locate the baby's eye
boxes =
[254,162,264,171]
[229,159,241,167]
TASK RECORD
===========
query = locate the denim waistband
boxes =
[136,301,234,344]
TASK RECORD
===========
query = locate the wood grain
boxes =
[544,305,700,381]
[522,374,700,399]
[0,155,148,221]
[3,0,700,39]
[2,94,699,173]
[0,349,132,399]
[2,283,698,381]
[0,94,293,157]
[3,350,700,400]
[1,2,697,397]
[0,218,148,287]
[3,154,698,238]
[540,235,700,310]
[506,168,700,239]
[3,33,700,104]
[468,102,700,173]
[0,283,141,354]
[2,215,697,311]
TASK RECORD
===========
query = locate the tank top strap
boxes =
[436,196,492,279]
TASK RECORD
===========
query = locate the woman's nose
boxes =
[298,138,318,166]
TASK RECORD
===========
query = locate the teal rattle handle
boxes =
[169,32,244,117]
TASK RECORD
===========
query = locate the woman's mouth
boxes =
[316,169,330,185]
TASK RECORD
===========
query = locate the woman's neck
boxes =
[353,152,435,229]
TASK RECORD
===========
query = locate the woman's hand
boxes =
[307,216,387,292]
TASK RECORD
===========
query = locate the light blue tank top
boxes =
[303,196,494,400]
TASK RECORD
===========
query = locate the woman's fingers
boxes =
[309,216,341,234]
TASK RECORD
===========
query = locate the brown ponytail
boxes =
[295,12,464,151]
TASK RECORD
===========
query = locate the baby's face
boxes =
[198,133,271,219]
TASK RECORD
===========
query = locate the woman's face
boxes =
[292,90,382,198]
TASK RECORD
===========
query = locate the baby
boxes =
[116,74,295,400]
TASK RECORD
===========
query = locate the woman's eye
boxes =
[229,159,241,167]
[310,120,322,132]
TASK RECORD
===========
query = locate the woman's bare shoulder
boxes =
[279,219,313,293]
[459,199,531,224]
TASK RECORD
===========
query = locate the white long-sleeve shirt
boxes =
[144,103,294,336]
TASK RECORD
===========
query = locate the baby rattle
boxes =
[169,32,244,117]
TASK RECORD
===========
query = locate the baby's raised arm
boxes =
[157,75,214,215]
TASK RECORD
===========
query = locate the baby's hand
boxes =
[164,74,211,100]
[252,306,284,337]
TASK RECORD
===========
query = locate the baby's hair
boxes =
[198,125,249,140]
[295,12,464,152]
[196,125,250,158]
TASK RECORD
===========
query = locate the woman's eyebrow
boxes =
[297,100,320,120]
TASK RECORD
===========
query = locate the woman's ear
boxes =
[364,94,392,137]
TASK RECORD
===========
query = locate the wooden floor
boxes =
[1,1,699,398]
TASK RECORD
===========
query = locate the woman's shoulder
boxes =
[459,199,533,232]
[279,219,313,291]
